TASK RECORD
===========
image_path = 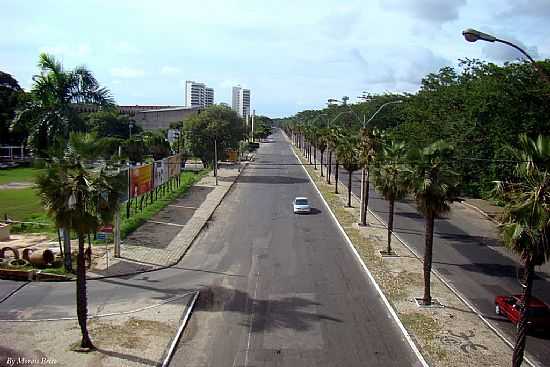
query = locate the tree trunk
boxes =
[512,257,535,367]
[387,199,395,254]
[328,151,332,184]
[422,210,435,305]
[63,228,72,272]
[347,170,352,207]
[313,145,317,170]
[334,161,339,194]
[320,150,324,177]
[76,233,94,349]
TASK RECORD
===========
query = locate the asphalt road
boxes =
[309,144,550,366]
[170,129,421,366]
[0,129,422,367]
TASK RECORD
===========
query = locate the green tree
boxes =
[36,151,121,350]
[86,110,140,139]
[336,134,361,207]
[409,140,460,305]
[144,131,171,160]
[493,134,550,367]
[358,127,383,226]
[15,53,113,157]
[372,141,411,255]
[183,105,243,167]
[0,71,24,145]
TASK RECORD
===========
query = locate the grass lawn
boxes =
[0,167,44,185]
[0,188,45,220]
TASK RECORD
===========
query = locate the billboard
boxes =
[130,164,153,198]
[154,159,168,188]
[167,154,182,178]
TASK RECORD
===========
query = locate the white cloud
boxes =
[39,43,91,58]
[110,67,145,78]
[380,0,466,23]
[160,66,181,75]
[482,37,540,62]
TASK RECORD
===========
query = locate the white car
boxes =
[293,197,311,214]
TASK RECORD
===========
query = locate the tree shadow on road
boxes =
[197,285,342,333]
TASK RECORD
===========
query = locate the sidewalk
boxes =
[459,198,504,223]
[88,162,244,278]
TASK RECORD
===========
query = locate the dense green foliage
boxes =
[252,115,273,140]
[0,71,24,145]
[284,59,550,199]
[14,53,114,157]
[182,105,244,166]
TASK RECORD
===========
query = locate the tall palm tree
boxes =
[494,134,550,367]
[409,140,459,305]
[372,141,411,255]
[317,127,329,177]
[326,127,342,186]
[36,151,121,350]
[358,127,383,226]
[14,53,113,157]
[336,134,361,207]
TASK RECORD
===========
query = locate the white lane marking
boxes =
[282,130,430,367]
[244,270,260,367]
[168,205,198,209]
[147,220,185,227]
[161,291,200,367]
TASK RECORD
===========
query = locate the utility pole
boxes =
[214,138,218,186]
[251,110,255,142]
[359,114,368,226]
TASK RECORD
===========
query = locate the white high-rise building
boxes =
[231,85,251,117]
[185,81,214,107]
[205,87,214,107]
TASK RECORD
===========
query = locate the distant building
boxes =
[185,80,214,108]
[205,87,214,107]
[231,85,251,117]
[73,104,201,131]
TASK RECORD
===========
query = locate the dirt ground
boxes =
[0,295,194,367]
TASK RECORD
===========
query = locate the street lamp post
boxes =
[462,28,550,84]
[359,100,403,226]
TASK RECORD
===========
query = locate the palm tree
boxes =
[494,134,550,367]
[336,134,361,207]
[317,127,329,177]
[358,127,383,226]
[372,141,411,255]
[15,53,113,157]
[326,127,342,186]
[36,151,121,350]
[409,140,459,305]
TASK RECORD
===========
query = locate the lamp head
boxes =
[462,28,497,43]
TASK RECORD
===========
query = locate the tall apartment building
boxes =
[185,81,214,107]
[231,85,251,117]
[205,87,214,106]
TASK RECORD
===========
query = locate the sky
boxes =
[2,0,550,118]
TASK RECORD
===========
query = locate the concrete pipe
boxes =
[0,247,20,259]
[22,248,38,261]
[29,249,55,266]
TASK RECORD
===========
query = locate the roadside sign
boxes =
[99,225,113,233]
[97,232,107,241]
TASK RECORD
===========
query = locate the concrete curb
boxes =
[282,130,430,367]
[161,290,200,367]
[459,201,501,225]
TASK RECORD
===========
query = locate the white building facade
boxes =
[231,85,251,117]
[185,81,214,107]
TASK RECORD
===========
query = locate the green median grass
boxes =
[120,170,209,239]
[0,167,44,185]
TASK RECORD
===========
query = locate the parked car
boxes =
[293,197,311,214]
[495,294,550,332]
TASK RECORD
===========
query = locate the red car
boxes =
[495,295,550,332]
